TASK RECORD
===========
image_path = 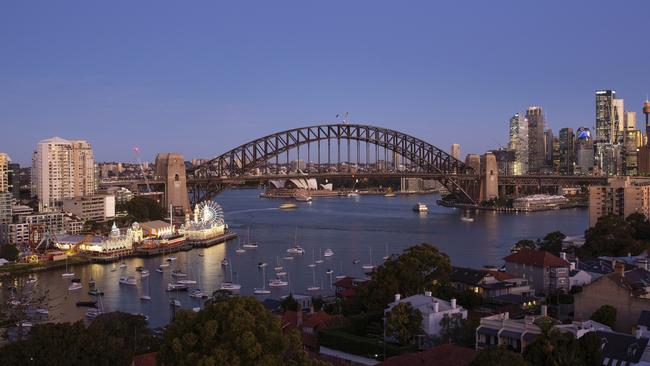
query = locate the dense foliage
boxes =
[470,346,529,366]
[117,196,165,222]
[0,244,19,261]
[523,318,603,366]
[158,296,325,366]
[512,231,566,256]
[589,304,617,328]
[359,243,452,310]
[385,302,423,345]
[434,313,477,348]
[582,214,648,257]
[0,313,156,366]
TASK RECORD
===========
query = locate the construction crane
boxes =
[133,147,152,193]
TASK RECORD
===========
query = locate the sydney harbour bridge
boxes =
[101,123,610,209]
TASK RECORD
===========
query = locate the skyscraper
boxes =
[575,127,594,175]
[595,90,624,175]
[558,128,574,175]
[0,153,12,224]
[450,144,461,161]
[32,137,96,211]
[544,129,554,168]
[0,153,9,194]
[526,106,545,173]
[508,113,528,175]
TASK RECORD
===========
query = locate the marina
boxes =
[1,189,587,328]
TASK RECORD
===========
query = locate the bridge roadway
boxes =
[100,172,612,189]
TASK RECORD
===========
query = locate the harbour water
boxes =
[3,189,587,328]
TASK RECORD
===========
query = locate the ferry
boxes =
[413,203,429,212]
[279,203,298,210]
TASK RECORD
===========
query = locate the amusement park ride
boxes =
[22,225,89,263]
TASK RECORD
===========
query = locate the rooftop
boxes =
[387,293,461,315]
[379,344,476,366]
[449,266,489,286]
[596,330,649,364]
[504,249,569,268]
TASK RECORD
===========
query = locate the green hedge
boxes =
[319,328,416,359]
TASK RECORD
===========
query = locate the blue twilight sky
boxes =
[1,0,649,165]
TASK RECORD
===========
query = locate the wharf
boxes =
[187,230,238,247]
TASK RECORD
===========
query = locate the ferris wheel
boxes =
[196,201,224,226]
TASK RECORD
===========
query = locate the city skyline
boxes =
[2,1,650,165]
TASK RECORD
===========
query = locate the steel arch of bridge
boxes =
[188,123,479,203]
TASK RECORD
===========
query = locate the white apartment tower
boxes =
[0,153,10,193]
[32,137,96,211]
[451,144,461,161]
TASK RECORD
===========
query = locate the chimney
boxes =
[560,252,567,260]
[451,298,457,309]
[433,301,439,313]
[541,305,548,317]
[615,261,625,277]
[394,293,401,302]
[424,291,432,297]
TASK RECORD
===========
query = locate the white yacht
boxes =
[68,282,83,291]
[287,246,305,255]
[119,276,137,286]
[242,227,259,249]
[268,278,288,288]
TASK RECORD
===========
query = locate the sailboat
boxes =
[86,292,104,319]
[362,248,375,272]
[315,248,324,264]
[61,256,75,278]
[242,227,258,249]
[382,244,390,261]
[324,248,334,257]
[110,262,117,272]
[274,257,284,272]
[88,265,96,287]
[160,246,170,268]
[286,227,305,255]
[307,266,320,291]
[177,255,197,284]
[119,254,127,269]
[335,261,346,279]
[253,266,271,295]
[307,249,316,268]
[220,262,241,290]
[235,238,246,254]
[140,274,152,301]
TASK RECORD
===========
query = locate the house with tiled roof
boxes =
[575,262,650,332]
[503,249,570,295]
[449,266,532,299]
[333,276,368,299]
[379,344,477,366]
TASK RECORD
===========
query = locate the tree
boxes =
[582,215,643,257]
[158,296,325,366]
[359,243,452,310]
[590,305,617,328]
[0,316,153,366]
[281,293,300,312]
[538,231,566,256]
[512,239,536,253]
[579,331,604,366]
[87,312,159,356]
[470,346,529,366]
[436,313,477,348]
[626,213,650,241]
[119,196,165,222]
[0,244,19,261]
[385,302,423,345]
[523,318,587,366]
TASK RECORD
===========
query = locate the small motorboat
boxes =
[190,289,208,298]
[167,283,189,292]
[140,270,150,277]
[85,309,103,319]
[119,276,137,286]
[155,268,163,273]
[384,192,396,197]
[221,258,230,266]
[62,272,75,278]
[167,256,177,262]
[323,249,334,257]
[170,299,182,307]
[253,288,271,295]
[413,203,428,212]
[326,269,334,275]
[68,282,83,291]
[135,266,144,272]
[279,203,297,210]
[461,216,475,222]
[76,301,97,308]
[220,282,241,291]
[258,262,268,268]
[159,263,170,268]
[140,295,151,301]
[171,270,188,278]
[347,192,360,198]
[307,263,316,268]
[119,262,127,269]
[177,279,197,285]
[198,253,204,257]
[352,259,361,264]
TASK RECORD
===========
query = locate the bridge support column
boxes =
[479,152,499,202]
[155,153,190,215]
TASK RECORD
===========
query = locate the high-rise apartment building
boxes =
[558,128,574,175]
[508,113,528,175]
[526,106,546,173]
[8,163,20,199]
[595,90,624,175]
[32,137,96,211]
[588,178,650,227]
[544,129,554,168]
[451,144,461,161]
[575,127,594,175]
[0,153,12,224]
[0,153,10,194]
